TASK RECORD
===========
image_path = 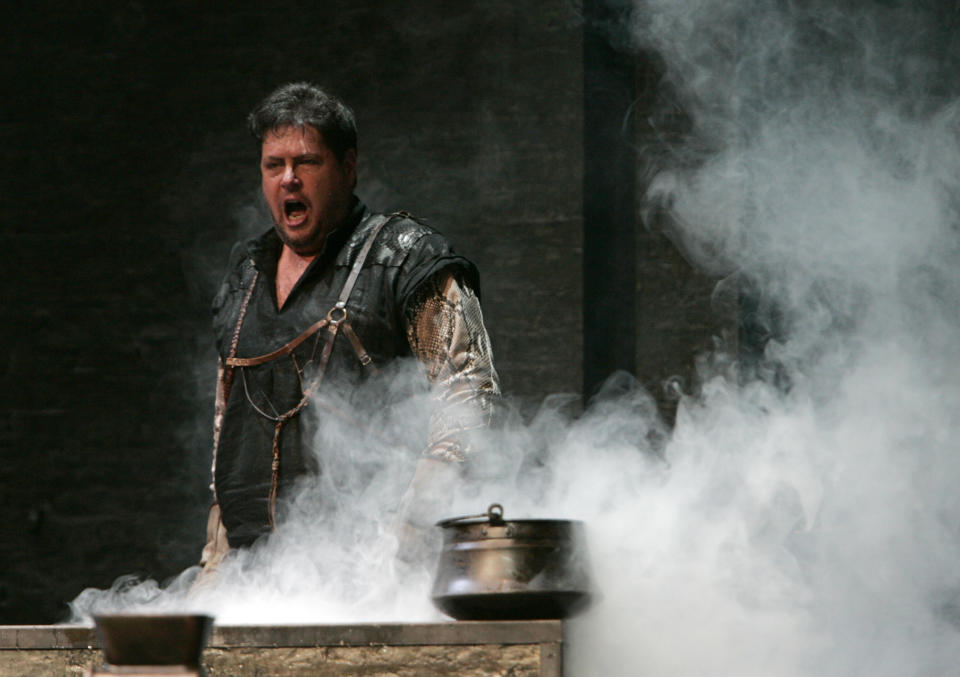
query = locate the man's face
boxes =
[260,125,356,256]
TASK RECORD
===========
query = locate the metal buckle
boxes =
[326,301,347,325]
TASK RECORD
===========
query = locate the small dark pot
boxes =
[94,613,213,668]
[431,504,592,620]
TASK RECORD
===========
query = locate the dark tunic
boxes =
[211,200,478,547]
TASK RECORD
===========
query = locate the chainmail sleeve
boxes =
[404,271,501,462]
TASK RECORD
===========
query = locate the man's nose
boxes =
[281,165,301,189]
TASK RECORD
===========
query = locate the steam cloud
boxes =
[574,0,960,674]
[71,0,960,674]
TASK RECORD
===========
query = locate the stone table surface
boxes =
[0,620,565,676]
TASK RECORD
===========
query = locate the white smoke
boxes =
[71,1,960,674]
[565,0,960,675]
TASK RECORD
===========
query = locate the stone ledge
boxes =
[0,622,565,676]
[0,620,563,649]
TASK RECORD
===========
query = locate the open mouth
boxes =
[283,199,308,222]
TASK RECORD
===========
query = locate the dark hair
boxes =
[247,82,357,161]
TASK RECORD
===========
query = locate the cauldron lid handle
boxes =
[436,503,506,527]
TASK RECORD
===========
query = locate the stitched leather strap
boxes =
[225,316,329,367]
[337,213,393,305]
[221,268,260,397]
[211,265,259,503]
[307,213,394,381]
[341,320,379,373]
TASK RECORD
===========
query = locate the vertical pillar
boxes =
[583,0,638,399]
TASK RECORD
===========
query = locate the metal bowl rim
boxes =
[435,517,586,528]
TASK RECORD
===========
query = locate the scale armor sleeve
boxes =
[404,271,501,461]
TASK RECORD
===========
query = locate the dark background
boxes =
[0,1,722,624]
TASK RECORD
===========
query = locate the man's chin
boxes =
[276,224,324,256]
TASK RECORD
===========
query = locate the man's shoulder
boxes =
[364,211,480,302]
[369,210,441,243]
[351,210,451,264]
[221,229,276,273]
[214,241,252,291]
[211,232,268,313]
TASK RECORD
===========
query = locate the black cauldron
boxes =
[431,504,592,620]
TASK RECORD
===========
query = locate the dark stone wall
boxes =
[0,2,721,623]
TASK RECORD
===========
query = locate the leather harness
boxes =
[217,213,398,528]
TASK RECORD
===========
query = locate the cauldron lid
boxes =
[436,503,507,527]
[436,503,584,528]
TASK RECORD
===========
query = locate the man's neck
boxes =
[276,245,318,310]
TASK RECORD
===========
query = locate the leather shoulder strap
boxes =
[337,212,398,306]
[310,212,401,379]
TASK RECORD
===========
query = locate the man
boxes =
[198,82,499,572]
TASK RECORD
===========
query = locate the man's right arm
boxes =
[198,244,255,575]
[195,358,232,579]
[394,270,500,559]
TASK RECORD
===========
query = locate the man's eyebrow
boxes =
[261,152,323,161]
